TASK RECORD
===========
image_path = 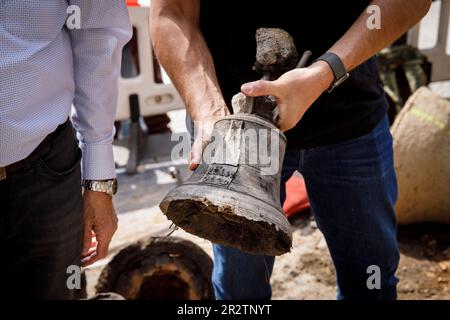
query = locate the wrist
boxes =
[313,52,350,92]
[82,178,118,197]
[308,60,335,93]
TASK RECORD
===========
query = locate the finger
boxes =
[278,122,289,132]
[95,234,112,262]
[189,161,199,171]
[81,234,112,267]
[241,80,279,97]
[81,252,96,267]
[277,114,295,132]
[81,225,93,257]
[188,151,200,170]
[189,136,204,170]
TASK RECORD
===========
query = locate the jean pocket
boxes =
[38,147,82,178]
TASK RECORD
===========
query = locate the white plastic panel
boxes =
[116,5,184,121]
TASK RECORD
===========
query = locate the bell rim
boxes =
[159,184,292,256]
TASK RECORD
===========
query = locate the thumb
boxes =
[241,80,279,97]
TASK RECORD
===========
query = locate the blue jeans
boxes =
[187,115,399,300]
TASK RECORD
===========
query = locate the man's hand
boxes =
[241,61,334,132]
[81,190,118,267]
[189,107,229,170]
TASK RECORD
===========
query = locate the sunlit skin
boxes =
[150,0,432,169]
[81,189,118,267]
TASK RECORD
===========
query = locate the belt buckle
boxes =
[0,167,6,181]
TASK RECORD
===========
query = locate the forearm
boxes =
[328,0,431,72]
[150,1,227,121]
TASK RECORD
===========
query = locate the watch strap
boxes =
[315,52,349,92]
[82,179,117,196]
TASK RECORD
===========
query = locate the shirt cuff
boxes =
[80,143,116,180]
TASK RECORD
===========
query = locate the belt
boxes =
[0,120,70,181]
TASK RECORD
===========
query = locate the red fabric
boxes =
[126,0,140,6]
[283,175,310,219]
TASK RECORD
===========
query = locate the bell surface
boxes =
[160,28,300,256]
[160,113,292,256]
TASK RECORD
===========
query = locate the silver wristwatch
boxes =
[82,179,118,196]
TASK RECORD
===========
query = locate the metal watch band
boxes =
[315,52,349,92]
[82,179,117,196]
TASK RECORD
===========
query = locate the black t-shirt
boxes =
[199,0,389,149]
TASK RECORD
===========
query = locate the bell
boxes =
[160,28,301,256]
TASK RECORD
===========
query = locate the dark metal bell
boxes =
[160,28,301,256]
[160,112,291,256]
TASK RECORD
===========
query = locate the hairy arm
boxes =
[150,0,229,168]
[329,0,432,72]
[242,0,432,131]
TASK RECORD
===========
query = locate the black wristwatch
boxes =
[315,52,349,92]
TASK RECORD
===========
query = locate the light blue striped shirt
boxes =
[0,0,132,179]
